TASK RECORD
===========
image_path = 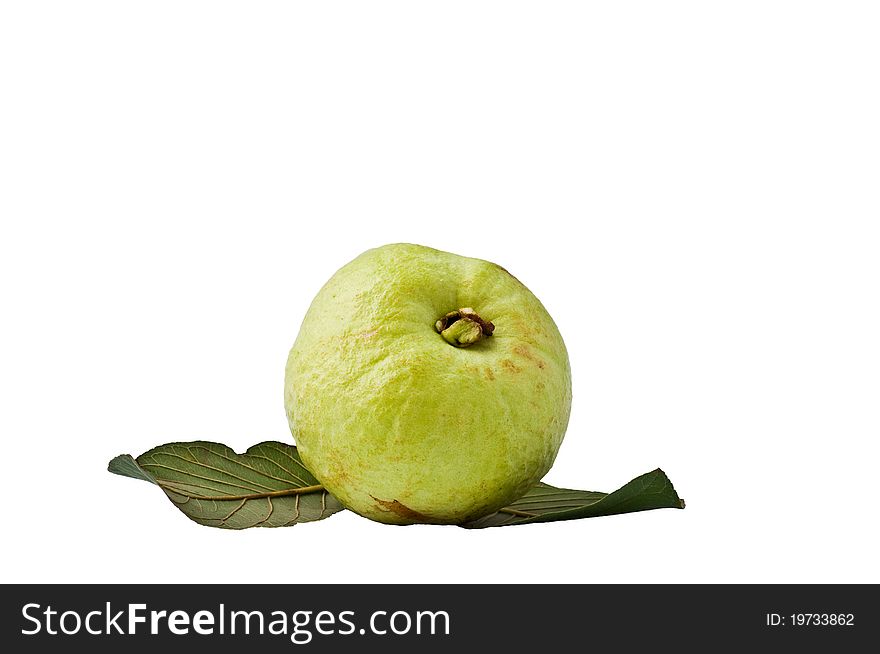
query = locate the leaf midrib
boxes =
[157,481,325,501]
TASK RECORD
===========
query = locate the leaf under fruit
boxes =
[108,441,343,529]
[462,468,685,528]
[110,441,684,529]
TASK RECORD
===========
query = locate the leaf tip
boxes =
[108,454,158,484]
[107,453,132,473]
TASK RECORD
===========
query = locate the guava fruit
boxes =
[284,243,572,524]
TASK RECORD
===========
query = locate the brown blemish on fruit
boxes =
[484,367,495,381]
[371,496,430,522]
[513,344,546,369]
[501,359,522,373]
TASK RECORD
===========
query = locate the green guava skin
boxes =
[284,243,572,525]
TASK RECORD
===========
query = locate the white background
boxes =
[1,2,878,584]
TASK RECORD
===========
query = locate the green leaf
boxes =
[462,468,685,528]
[108,441,344,529]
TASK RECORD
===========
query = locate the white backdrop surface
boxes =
[1,2,878,583]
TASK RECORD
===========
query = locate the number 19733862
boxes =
[766,613,854,626]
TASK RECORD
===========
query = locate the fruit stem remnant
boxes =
[435,308,495,347]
